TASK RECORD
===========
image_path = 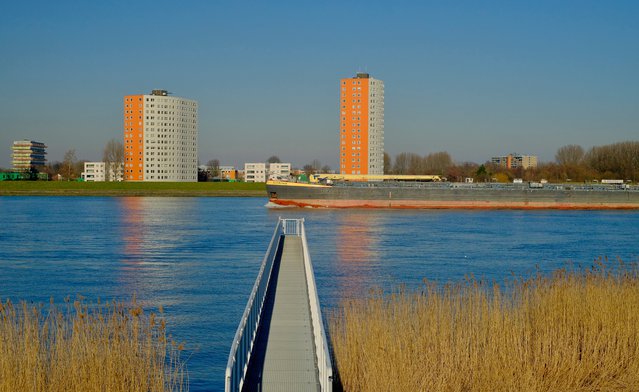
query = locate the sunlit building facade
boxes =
[244,162,292,182]
[123,90,198,182]
[339,73,384,175]
[11,140,47,171]
[81,162,124,182]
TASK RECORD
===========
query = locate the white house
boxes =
[82,162,124,182]
[244,163,267,182]
[243,162,292,182]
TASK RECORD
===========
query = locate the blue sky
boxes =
[1,1,637,169]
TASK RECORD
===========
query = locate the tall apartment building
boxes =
[491,154,538,169]
[123,90,198,182]
[339,72,384,175]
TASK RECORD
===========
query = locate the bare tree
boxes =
[302,164,315,176]
[303,159,323,176]
[267,156,281,164]
[585,141,639,181]
[383,152,392,174]
[63,149,77,180]
[393,152,422,174]
[393,152,411,174]
[423,151,453,175]
[207,159,220,178]
[311,159,322,172]
[555,144,584,166]
[103,139,124,181]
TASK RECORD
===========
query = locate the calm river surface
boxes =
[1,196,638,391]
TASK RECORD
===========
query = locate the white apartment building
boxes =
[244,163,266,182]
[124,89,198,182]
[82,162,124,182]
[268,163,291,180]
[367,76,385,175]
[82,162,106,182]
[244,162,292,182]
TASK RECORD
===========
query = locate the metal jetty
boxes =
[225,218,333,392]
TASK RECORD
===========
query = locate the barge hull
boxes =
[266,182,639,210]
[271,198,639,210]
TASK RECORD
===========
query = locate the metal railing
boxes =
[299,219,334,392]
[225,220,283,392]
[281,218,302,236]
[224,218,333,392]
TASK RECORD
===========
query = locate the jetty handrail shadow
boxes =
[299,219,334,391]
[225,219,283,392]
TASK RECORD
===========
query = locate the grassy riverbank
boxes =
[0,181,266,197]
[330,262,639,391]
[0,298,186,392]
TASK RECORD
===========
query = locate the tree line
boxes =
[13,140,637,183]
[385,141,639,183]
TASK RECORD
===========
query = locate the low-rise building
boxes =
[82,162,106,182]
[491,154,538,169]
[244,163,267,182]
[244,162,292,182]
[268,163,291,180]
[219,166,238,180]
[81,162,123,182]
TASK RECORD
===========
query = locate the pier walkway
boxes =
[225,219,332,392]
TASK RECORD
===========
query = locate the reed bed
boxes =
[330,261,639,391]
[0,297,186,392]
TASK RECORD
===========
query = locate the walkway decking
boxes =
[225,218,332,392]
[242,236,320,391]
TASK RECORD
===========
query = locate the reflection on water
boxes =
[120,197,198,265]
[117,197,203,308]
[1,198,638,391]
[121,197,144,261]
[334,211,383,299]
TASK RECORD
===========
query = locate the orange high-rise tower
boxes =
[339,72,384,175]
[123,90,198,182]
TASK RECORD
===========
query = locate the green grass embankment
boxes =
[0,181,266,197]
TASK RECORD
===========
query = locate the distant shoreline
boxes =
[0,181,267,197]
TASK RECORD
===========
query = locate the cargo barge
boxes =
[266,178,639,210]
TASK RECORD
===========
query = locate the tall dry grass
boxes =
[330,261,639,391]
[0,297,186,392]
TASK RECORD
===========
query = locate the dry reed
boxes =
[0,297,186,392]
[330,260,639,391]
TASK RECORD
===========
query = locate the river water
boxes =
[1,196,638,391]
